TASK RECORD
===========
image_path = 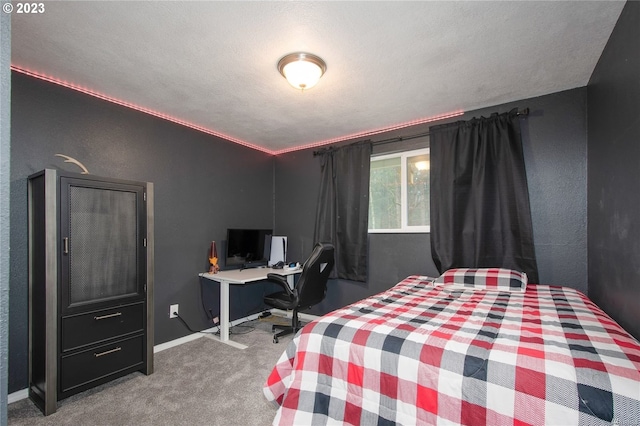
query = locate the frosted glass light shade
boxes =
[278,52,326,90]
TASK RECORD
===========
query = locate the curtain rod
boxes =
[313,107,529,156]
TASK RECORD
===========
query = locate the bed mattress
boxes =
[264,275,640,425]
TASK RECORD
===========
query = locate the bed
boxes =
[263,270,640,425]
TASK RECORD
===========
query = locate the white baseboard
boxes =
[8,312,268,403]
[8,388,28,404]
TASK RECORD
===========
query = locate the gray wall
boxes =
[9,72,274,393]
[8,75,594,396]
[587,1,640,340]
[2,8,11,425]
[275,88,588,316]
[15,7,639,392]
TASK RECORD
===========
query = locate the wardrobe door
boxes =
[59,177,146,314]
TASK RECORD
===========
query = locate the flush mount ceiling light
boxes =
[277,52,327,91]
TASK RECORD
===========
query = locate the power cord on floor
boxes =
[174,311,219,335]
[173,311,255,335]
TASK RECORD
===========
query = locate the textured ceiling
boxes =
[11,1,625,154]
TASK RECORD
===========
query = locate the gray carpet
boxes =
[8,317,295,426]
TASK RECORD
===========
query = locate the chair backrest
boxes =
[295,242,335,310]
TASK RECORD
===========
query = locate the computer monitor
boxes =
[225,228,272,268]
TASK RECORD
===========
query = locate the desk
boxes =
[199,267,301,349]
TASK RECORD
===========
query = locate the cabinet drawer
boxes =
[61,303,144,351]
[60,334,144,394]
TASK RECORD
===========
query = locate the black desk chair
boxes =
[263,242,335,343]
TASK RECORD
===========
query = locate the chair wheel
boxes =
[273,336,279,344]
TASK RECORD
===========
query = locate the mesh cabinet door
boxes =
[60,177,146,311]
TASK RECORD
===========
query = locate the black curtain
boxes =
[314,142,372,282]
[429,109,539,283]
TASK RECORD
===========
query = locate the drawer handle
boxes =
[94,312,122,321]
[94,347,121,358]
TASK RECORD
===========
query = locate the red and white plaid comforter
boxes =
[264,276,640,425]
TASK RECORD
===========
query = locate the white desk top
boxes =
[200,266,301,284]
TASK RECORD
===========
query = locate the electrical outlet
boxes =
[169,304,179,319]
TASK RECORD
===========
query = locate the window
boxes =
[368,148,430,232]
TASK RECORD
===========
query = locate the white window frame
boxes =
[368,147,430,234]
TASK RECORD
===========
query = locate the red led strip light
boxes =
[272,111,464,155]
[11,65,273,154]
[12,65,463,156]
